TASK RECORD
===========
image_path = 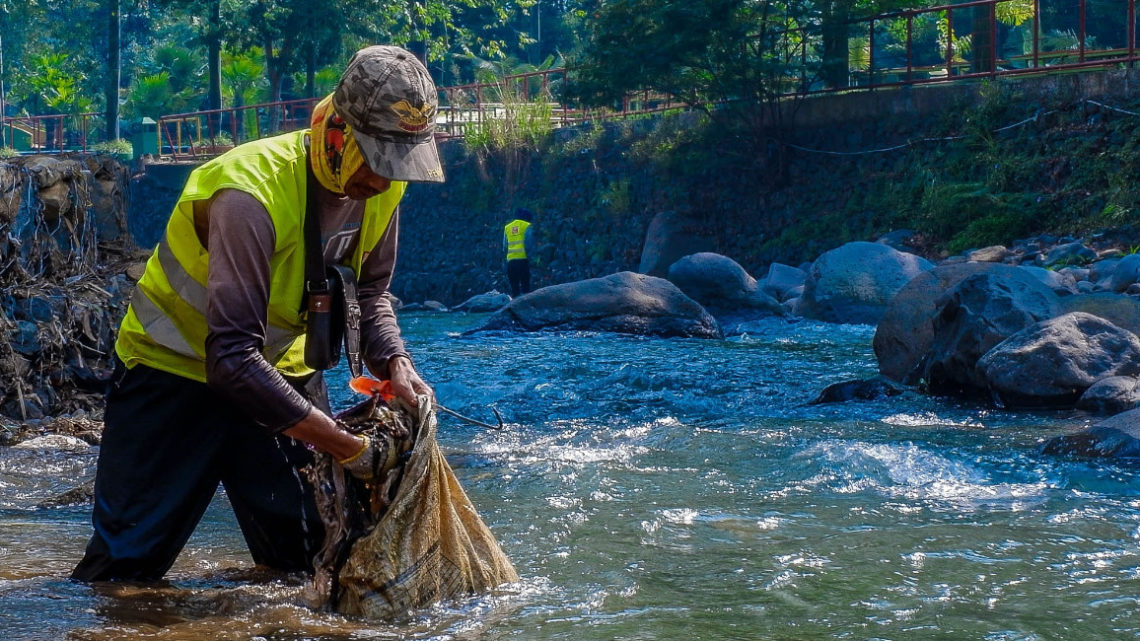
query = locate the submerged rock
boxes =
[808,377,905,404]
[471,271,722,338]
[452,290,511,313]
[1041,408,1140,460]
[37,478,96,507]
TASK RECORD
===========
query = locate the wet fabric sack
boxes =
[304,394,517,618]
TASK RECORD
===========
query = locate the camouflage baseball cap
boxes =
[333,45,445,183]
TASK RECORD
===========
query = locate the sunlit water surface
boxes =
[2,313,1137,640]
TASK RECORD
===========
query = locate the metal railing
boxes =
[147,69,685,159]
[154,98,316,160]
[839,0,1139,90]
[1,112,102,153]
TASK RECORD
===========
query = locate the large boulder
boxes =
[471,271,722,338]
[1109,254,1140,293]
[761,262,807,302]
[1041,408,1140,460]
[875,262,1002,383]
[638,211,715,278]
[1056,292,1140,338]
[1077,376,1140,415]
[976,312,1140,408]
[666,253,782,319]
[797,241,934,325]
[919,267,1061,397]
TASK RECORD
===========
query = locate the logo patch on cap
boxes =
[391,100,436,133]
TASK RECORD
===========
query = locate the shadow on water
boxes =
[3,313,1138,639]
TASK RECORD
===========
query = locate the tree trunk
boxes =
[971,5,996,74]
[305,42,316,98]
[207,0,222,138]
[821,1,850,89]
[263,38,283,134]
[105,0,120,142]
[0,34,7,149]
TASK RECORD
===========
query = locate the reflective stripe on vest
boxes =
[115,130,406,382]
[504,219,530,261]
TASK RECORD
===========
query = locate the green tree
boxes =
[220,47,265,138]
[123,45,204,117]
[230,0,520,114]
[15,53,91,115]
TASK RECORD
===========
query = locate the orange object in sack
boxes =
[350,376,395,401]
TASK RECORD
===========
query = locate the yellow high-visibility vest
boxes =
[504,219,530,261]
[115,129,406,381]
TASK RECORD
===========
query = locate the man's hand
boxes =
[337,432,397,481]
[387,355,433,407]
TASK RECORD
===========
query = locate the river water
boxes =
[2,312,1137,640]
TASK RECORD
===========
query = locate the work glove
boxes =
[337,432,398,481]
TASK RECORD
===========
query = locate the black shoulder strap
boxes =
[329,264,363,378]
[304,138,327,298]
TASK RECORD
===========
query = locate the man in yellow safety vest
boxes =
[72,46,442,582]
[503,207,534,297]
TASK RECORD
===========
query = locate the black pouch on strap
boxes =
[304,265,362,377]
[304,275,339,372]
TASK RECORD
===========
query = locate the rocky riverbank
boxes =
[0,154,147,443]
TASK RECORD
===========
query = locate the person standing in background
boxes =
[503,207,534,297]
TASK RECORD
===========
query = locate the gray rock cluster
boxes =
[870,240,1140,415]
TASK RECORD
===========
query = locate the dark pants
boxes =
[506,259,530,297]
[71,361,327,582]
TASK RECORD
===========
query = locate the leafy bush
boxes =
[92,139,133,159]
[203,131,234,146]
[0,147,19,159]
[463,99,555,152]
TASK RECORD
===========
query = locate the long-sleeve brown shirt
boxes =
[202,187,408,433]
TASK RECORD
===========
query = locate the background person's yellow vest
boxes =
[116,130,406,381]
[504,219,530,261]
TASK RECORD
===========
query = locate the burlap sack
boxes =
[311,395,517,619]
